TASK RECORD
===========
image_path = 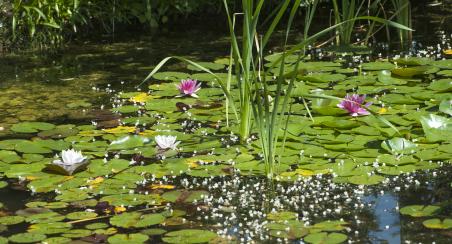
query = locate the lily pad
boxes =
[8,233,47,243]
[0,216,25,225]
[110,212,165,228]
[381,138,417,154]
[304,232,347,244]
[439,99,452,116]
[109,135,151,150]
[267,211,298,221]
[162,229,217,243]
[108,233,149,244]
[11,122,55,133]
[420,114,452,142]
[347,175,385,185]
[400,205,440,217]
[422,218,452,229]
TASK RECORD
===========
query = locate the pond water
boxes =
[0,4,452,244]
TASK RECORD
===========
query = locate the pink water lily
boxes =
[337,94,372,116]
[176,79,201,98]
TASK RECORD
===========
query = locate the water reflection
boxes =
[364,192,401,243]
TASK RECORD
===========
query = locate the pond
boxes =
[0,5,452,244]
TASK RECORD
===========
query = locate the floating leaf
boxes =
[110,212,165,228]
[420,114,452,142]
[267,211,298,221]
[439,99,452,116]
[400,205,440,217]
[381,138,417,154]
[162,229,217,244]
[11,122,55,133]
[428,78,452,92]
[66,211,98,220]
[422,218,452,229]
[303,232,347,244]
[0,216,25,225]
[392,66,430,77]
[109,136,151,150]
[108,233,149,244]
[348,175,385,185]
[8,233,47,243]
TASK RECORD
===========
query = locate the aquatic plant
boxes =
[155,135,180,150]
[176,79,201,98]
[50,149,88,175]
[390,0,412,47]
[337,94,371,116]
[142,0,410,179]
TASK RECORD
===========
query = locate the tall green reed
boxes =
[142,0,411,179]
[390,0,412,47]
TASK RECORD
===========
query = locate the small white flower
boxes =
[155,135,180,150]
[58,149,86,165]
[51,149,88,175]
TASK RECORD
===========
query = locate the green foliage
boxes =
[4,0,220,49]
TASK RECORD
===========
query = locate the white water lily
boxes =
[155,135,180,150]
[50,149,88,175]
[60,149,86,165]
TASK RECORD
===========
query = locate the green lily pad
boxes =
[310,220,348,232]
[304,232,347,244]
[108,233,149,244]
[400,205,440,217]
[141,228,167,236]
[381,137,417,154]
[112,105,140,114]
[109,135,151,150]
[85,223,109,230]
[8,233,47,243]
[41,237,71,244]
[110,212,165,228]
[361,62,395,71]
[162,229,217,243]
[439,99,452,116]
[14,141,52,154]
[28,222,72,234]
[61,229,92,238]
[422,218,452,229]
[420,114,452,142]
[11,122,55,133]
[428,79,452,92]
[347,175,385,185]
[377,70,407,85]
[66,211,98,220]
[391,66,430,77]
[267,220,309,239]
[267,211,298,221]
[0,216,25,225]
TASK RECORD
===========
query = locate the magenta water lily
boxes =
[177,79,201,98]
[337,94,372,116]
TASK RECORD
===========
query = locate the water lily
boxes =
[51,149,88,175]
[337,94,372,116]
[176,79,201,98]
[155,135,180,150]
